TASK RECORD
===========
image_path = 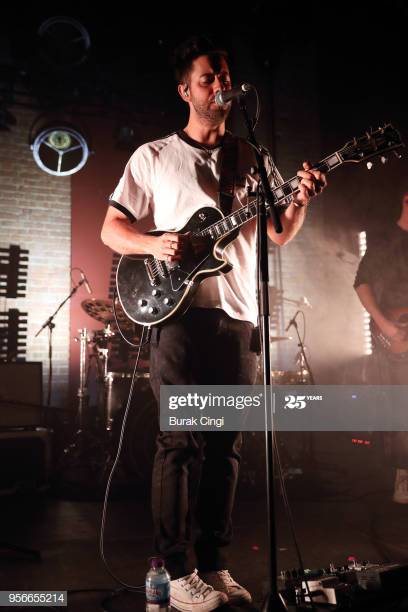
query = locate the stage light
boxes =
[47,130,72,150]
[358,231,367,257]
[358,231,372,355]
[30,121,90,176]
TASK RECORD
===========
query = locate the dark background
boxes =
[3,2,408,221]
[1,2,408,394]
[1,6,408,610]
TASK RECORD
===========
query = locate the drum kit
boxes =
[67,291,311,438]
[61,294,312,490]
[76,298,151,434]
[255,332,312,385]
[58,297,156,490]
[75,297,310,435]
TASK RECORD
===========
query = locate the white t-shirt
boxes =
[110,131,274,326]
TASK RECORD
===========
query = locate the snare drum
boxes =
[271,370,303,385]
[256,367,304,385]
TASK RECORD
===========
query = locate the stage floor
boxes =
[1,454,408,612]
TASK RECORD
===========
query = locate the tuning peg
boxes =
[366,161,373,170]
[380,156,388,164]
[393,150,402,159]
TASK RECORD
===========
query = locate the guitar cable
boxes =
[98,289,152,592]
[48,337,151,610]
[112,287,152,349]
[45,296,152,610]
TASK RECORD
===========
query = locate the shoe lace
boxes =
[184,571,213,598]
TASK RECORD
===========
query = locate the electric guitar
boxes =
[371,306,408,360]
[116,124,404,327]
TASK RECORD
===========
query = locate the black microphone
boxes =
[285,311,300,333]
[80,270,93,294]
[214,83,252,106]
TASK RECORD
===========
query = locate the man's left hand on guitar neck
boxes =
[267,161,327,245]
[293,161,327,208]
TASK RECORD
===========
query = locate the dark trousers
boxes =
[149,308,258,579]
[369,350,408,468]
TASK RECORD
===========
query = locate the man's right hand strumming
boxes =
[101,207,190,260]
[150,232,189,263]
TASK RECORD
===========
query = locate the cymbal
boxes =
[81,298,133,331]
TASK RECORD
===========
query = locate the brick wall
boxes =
[0,107,71,407]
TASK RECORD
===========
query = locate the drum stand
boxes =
[57,308,150,497]
[60,328,108,481]
[92,324,117,433]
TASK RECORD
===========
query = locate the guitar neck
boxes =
[199,150,344,240]
[270,152,342,207]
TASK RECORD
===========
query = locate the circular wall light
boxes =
[31,124,89,176]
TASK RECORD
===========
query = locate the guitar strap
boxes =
[218,132,239,216]
[151,134,239,340]
[219,133,261,349]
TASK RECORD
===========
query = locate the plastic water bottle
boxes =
[146,557,171,612]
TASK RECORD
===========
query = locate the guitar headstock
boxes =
[339,124,404,165]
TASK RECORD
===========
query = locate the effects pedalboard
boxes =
[279,557,408,608]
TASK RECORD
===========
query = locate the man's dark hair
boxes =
[173,35,229,84]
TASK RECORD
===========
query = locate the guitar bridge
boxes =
[156,259,169,279]
[144,257,169,286]
[144,257,160,286]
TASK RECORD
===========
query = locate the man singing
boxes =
[102,36,326,612]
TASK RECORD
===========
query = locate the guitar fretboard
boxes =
[198,152,343,240]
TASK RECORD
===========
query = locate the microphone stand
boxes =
[287,313,316,472]
[238,96,287,611]
[287,312,315,385]
[35,278,88,407]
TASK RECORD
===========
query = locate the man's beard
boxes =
[191,97,230,125]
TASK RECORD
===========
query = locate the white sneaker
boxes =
[200,570,252,604]
[393,468,408,504]
[170,569,228,612]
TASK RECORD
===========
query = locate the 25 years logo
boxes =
[284,395,307,410]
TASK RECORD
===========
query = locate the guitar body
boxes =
[116,206,239,326]
[371,306,408,360]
